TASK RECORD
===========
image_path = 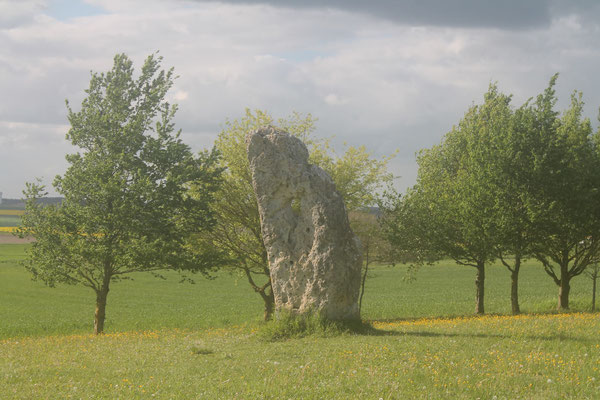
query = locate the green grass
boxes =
[1,314,598,399]
[258,310,371,341]
[0,245,593,339]
[362,259,592,319]
[0,244,264,338]
[1,244,599,399]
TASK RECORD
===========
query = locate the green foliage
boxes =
[513,76,600,309]
[17,53,222,334]
[310,141,396,212]
[382,85,515,314]
[415,84,512,267]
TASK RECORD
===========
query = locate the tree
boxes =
[384,76,600,314]
[17,53,222,334]
[382,85,516,315]
[349,210,393,313]
[477,86,537,315]
[585,264,599,312]
[525,78,600,310]
[193,109,395,320]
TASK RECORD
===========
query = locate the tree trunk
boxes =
[359,263,369,314]
[358,248,370,314]
[510,256,521,315]
[262,288,275,321]
[510,271,521,315]
[243,266,275,321]
[475,262,485,315]
[591,274,596,312]
[94,277,110,335]
[558,276,570,311]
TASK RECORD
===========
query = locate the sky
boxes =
[1,0,600,198]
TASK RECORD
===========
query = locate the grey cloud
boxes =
[0,121,70,197]
[0,55,92,125]
[194,0,556,29]
[0,0,45,29]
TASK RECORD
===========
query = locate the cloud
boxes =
[171,90,189,103]
[0,0,46,29]
[1,0,600,197]
[0,121,70,196]
[192,0,555,29]
[324,93,349,106]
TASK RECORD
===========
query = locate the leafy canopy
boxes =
[19,52,222,295]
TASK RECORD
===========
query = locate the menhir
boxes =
[246,126,362,320]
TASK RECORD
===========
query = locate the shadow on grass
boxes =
[364,328,591,343]
[258,310,597,342]
[369,310,596,325]
[361,311,598,343]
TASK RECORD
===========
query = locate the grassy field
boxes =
[0,244,265,338]
[1,243,599,399]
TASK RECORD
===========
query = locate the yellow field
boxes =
[0,227,17,232]
[0,209,24,216]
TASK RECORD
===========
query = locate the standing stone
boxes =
[247,126,362,320]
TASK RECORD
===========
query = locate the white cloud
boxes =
[172,90,189,102]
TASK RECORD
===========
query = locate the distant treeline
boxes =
[0,197,63,210]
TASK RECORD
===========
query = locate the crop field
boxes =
[0,216,20,228]
[0,210,24,216]
[1,243,598,399]
[0,210,22,232]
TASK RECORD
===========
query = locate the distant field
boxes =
[0,210,22,231]
[0,210,24,216]
[1,244,598,399]
[0,215,20,227]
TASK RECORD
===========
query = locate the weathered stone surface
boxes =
[246,126,362,320]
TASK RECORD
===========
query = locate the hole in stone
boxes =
[290,197,301,216]
[306,227,310,233]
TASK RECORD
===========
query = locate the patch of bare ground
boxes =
[0,233,33,244]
